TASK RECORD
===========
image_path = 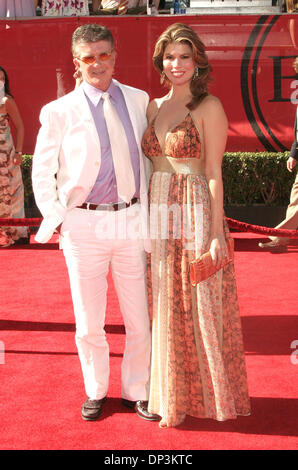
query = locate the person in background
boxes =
[0,0,36,16]
[136,23,250,428]
[92,0,146,15]
[0,66,28,247]
[92,0,101,12]
[259,58,298,252]
[41,0,89,16]
[286,0,298,12]
[149,0,160,14]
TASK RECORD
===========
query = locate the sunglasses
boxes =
[75,51,114,65]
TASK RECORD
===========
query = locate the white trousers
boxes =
[60,205,151,401]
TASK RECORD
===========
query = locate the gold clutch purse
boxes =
[189,238,234,286]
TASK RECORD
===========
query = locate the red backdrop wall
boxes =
[0,14,297,154]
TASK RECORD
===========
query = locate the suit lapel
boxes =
[70,86,101,152]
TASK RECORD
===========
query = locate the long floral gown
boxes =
[141,112,251,428]
[0,113,28,247]
[41,0,89,16]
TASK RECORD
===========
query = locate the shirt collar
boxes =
[82,80,118,107]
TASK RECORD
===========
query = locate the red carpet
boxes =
[0,233,297,450]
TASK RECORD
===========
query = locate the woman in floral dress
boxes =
[0,66,28,247]
[41,0,89,15]
[136,23,251,428]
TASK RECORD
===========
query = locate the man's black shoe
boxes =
[121,398,137,409]
[81,397,107,421]
[135,400,161,421]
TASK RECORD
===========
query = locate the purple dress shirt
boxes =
[82,80,140,204]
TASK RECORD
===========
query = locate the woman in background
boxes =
[0,1,36,16]
[0,66,28,247]
[41,0,89,16]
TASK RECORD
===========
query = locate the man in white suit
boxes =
[32,24,151,421]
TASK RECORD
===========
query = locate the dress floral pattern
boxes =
[0,114,27,246]
[142,113,250,427]
[42,0,89,16]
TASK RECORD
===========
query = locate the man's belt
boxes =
[77,197,139,212]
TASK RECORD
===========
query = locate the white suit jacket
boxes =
[32,79,151,251]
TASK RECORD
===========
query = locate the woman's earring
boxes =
[193,67,199,80]
[160,71,165,85]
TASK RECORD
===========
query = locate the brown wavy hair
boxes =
[153,23,212,111]
[0,66,13,97]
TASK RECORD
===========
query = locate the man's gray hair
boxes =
[71,24,114,56]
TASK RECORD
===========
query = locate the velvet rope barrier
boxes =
[0,218,42,226]
[225,217,298,237]
[1,216,298,237]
